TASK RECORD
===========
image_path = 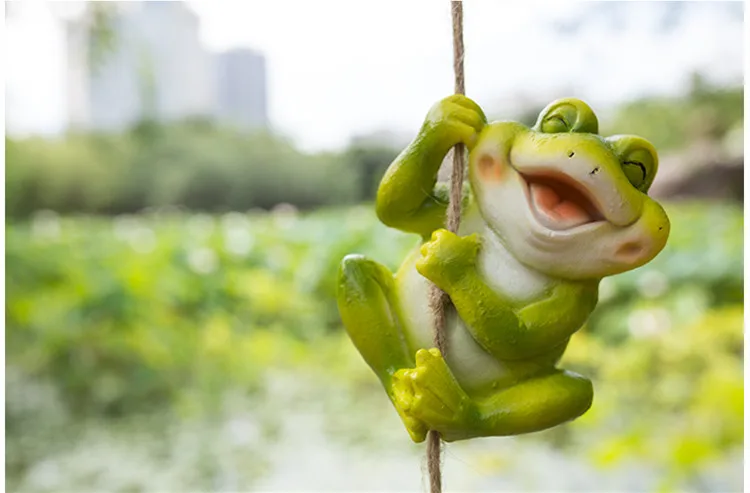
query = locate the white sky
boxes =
[5,1,744,152]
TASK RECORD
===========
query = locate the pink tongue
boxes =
[530,182,591,225]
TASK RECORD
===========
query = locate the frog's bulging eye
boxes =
[541,115,569,134]
[622,161,647,189]
[620,147,656,192]
[534,99,599,134]
[607,135,659,193]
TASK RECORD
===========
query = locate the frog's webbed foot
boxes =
[392,348,482,443]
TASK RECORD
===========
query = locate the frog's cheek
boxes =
[610,199,670,269]
[476,152,507,183]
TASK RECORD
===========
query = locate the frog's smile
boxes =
[519,171,605,231]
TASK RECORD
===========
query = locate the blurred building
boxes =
[64,9,91,130]
[66,2,214,130]
[214,48,268,129]
[65,2,267,132]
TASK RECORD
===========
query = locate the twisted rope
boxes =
[426,2,465,492]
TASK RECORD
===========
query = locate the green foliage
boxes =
[562,306,742,489]
[5,207,416,419]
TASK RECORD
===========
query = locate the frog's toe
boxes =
[416,347,443,364]
[414,349,456,394]
[406,349,472,426]
[392,368,417,410]
[402,414,428,443]
[392,350,478,440]
[409,382,455,427]
[391,369,428,442]
[444,94,487,123]
[415,253,445,288]
[393,364,453,432]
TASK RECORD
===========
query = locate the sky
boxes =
[4,1,745,152]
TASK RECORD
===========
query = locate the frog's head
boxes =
[468,98,670,280]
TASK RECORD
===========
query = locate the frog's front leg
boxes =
[376,95,486,239]
[416,229,598,361]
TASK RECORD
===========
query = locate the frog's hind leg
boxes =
[337,255,428,441]
[337,254,413,383]
[478,369,593,438]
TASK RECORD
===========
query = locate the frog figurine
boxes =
[336,95,670,443]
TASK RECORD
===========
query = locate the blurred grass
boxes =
[5,202,743,492]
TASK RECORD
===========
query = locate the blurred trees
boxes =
[342,143,399,200]
[5,121,397,217]
[604,74,743,152]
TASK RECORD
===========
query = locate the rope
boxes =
[426,2,465,492]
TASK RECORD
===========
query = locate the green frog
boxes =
[336,95,670,443]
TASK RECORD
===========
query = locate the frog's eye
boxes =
[534,98,599,134]
[623,159,648,190]
[608,136,658,192]
[541,114,570,134]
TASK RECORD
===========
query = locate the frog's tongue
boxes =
[528,177,598,230]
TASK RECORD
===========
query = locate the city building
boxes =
[214,48,268,130]
[87,2,213,130]
[64,2,268,132]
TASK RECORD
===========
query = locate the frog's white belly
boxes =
[395,226,554,392]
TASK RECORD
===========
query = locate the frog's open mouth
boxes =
[521,171,605,231]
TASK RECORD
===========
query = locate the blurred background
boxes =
[4,1,744,492]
